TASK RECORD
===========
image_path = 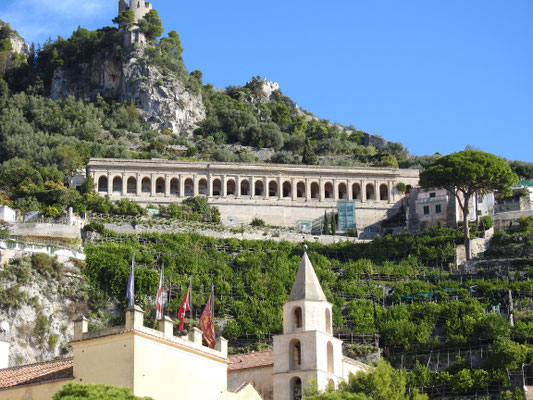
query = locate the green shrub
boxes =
[479,215,493,230]
[48,334,58,350]
[250,218,265,227]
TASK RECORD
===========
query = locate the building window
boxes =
[429,192,436,198]
[423,206,429,215]
[435,205,442,214]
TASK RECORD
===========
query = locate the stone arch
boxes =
[212,179,222,196]
[98,176,108,193]
[254,180,264,196]
[406,184,412,194]
[327,379,335,390]
[379,183,388,201]
[289,339,302,370]
[352,183,361,200]
[311,182,319,199]
[184,178,194,197]
[155,177,165,195]
[112,176,122,193]
[282,181,292,198]
[170,178,179,196]
[296,181,305,198]
[325,308,331,334]
[366,183,375,200]
[227,179,236,196]
[290,376,302,400]
[198,178,208,196]
[141,177,151,193]
[338,183,347,199]
[241,179,250,196]
[324,182,333,199]
[293,306,302,330]
[268,181,278,197]
[127,177,136,194]
[327,341,334,374]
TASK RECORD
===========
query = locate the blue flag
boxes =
[127,253,135,307]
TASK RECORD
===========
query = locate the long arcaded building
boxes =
[86,158,419,229]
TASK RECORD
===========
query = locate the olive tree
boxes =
[420,150,517,260]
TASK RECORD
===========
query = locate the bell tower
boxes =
[272,249,344,400]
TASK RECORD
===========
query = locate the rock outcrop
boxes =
[50,49,205,134]
[0,20,30,56]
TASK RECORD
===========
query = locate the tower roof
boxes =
[288,252,327,302]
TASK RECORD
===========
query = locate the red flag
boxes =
[177,286,190,331]
[199,291,215,348]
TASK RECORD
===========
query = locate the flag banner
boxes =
[177,286,190,331]
[155,267,164,320]
[199,291,215,348]
[127,253,135,307]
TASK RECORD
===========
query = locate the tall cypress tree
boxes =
[302,138,318,165]
[331,213,336,235]
[323,211,330,235]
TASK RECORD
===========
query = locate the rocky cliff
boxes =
[0,254,118,367]
[50,48,205,134]
[0,20,30,56]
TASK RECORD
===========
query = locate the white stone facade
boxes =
[87,158,419,229]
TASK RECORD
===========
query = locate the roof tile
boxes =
[228,350,273,371]
[0,358,73,389]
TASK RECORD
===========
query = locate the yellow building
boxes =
[0,251,369,400]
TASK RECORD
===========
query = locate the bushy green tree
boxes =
[112,10,135,26]
[139,9,164,41]
[420,150,518,260]
[53,382,153,400]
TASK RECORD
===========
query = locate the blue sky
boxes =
[1,0,531,161]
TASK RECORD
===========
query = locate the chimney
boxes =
[215,337,228,357]
[188,327,203,346]
[73,316,88,341]
[125,305,145,330]
[158,316,174,338]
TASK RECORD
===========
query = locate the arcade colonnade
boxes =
[87,159,420,204]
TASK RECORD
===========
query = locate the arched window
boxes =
[327,342,334,374]
[406,185,412,194]
[141,177,151,193]
[379,184,388,201]
[137,1,140,7]
[282,181,291,198]
[198,178,207,196]
[311,182,319,199]
[296,182,305,198]
[325,308,331,334]
[366,183,375,200]
[170,178,179,196]
[324,182,333,199]
[290,377,302,400]
[289,340,302,370]
[98,176,108,193]
[127,177,136,194]
[268,181,278,197]
[212,179,222,196]
[327,379,335,390]
[155,178,165,195]
[293,307,302,330]
[338,183,347,199]
[184,178,194,197]
[227,179,235,196]
[254,180,264,196]
[241,180,250,196]
[352,183,361,200]
[112,176,122,193]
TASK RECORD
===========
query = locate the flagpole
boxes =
[189,276,193,332]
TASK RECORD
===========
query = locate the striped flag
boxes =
[126,253,135,307]
[199,286,215,348]
[177,278,191,331]
[155,266,164,320]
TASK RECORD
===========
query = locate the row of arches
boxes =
[97,175,391,201]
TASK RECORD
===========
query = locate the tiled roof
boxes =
[228,350,274,371]
[0,358,73,389]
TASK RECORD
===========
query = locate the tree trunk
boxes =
[463,195,471,261]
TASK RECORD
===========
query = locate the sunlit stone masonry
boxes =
[87,158,419,230]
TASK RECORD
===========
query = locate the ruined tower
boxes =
[116,0,153,46]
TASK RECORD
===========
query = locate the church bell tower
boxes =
[272,249,344,400]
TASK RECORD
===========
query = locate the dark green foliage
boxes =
[331,213,337,235]
[112,10,135,26]
[323,211,330,235]
[158,198,220,223]
[302,138,318,165]
[113,198,146,216]
[138,9,164,41]
[250,218,265,227]
[53,382,153,400]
